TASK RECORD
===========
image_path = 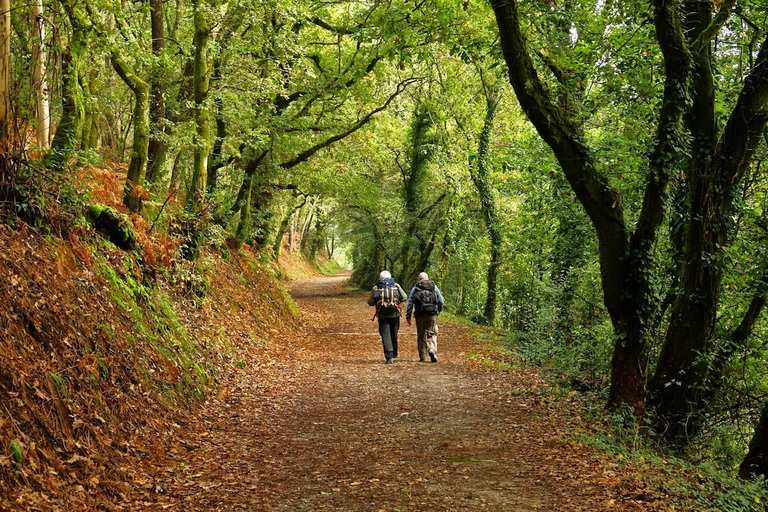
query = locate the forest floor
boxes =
[128,273,668,511]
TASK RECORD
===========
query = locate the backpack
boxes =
[375,284,401,316]
[414,280,439,316]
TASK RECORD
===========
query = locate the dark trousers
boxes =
[378,317,400,359]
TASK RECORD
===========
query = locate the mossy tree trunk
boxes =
[469,95,500,325]
[0,0,9,145]
[491,0,692,416]
[146,0,167,186]
[272,194,307,258]
[187,0,212,210]
[112,53,150,214]
[80,69,100,150]
[400,108,435,284]
[49,17,86,162]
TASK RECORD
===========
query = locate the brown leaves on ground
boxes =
[125,274,673,511]
[0,223,298,511]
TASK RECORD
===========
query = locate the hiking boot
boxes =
[385,358,394,365]
[429,350,438,363]
[419,357,427,362]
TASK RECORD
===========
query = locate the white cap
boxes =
[379,270,392,279]
[418,272,429,281]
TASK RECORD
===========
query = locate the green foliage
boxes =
[579,409,768,511]
[87,204,138,250]
[4,0,768,490]
[48,372,68,400]
[9,440,23,465]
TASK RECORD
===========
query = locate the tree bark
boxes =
[469,97,501,324]
[400,109,434,284]
[491,0,695,415]
[112,54,150,213]
[146,0,166,185]
[0,0,9,145]
[740,402,768,479]
[272,194,307,257]
[31,0,50,148]
[49,11,86,162]
[649,32,768,444]
[187,0,211,209]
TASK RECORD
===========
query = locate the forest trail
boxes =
[131,274,640,511]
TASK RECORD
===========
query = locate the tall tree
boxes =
[49,0,87,162]
[469,91,501,324]
[0,0,8,144]
[145,0,166,184]
[111,53,150,213]
[187,0,212,209]
[489,0,768,431]
[31,0,50,148]
[400,107,439,284]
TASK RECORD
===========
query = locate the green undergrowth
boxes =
[91,247,223,402]
[446,314,768,509]
[575,407,768,511]
[314,256,343,275]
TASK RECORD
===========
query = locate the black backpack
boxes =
[375,284,401,316]
[414,280,439,316]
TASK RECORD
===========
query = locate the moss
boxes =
[97,358,110,381]
[9,440,23,465]
[49,372,68,399]
[87,204,137,250]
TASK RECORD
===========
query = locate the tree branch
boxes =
[417,192,447,219]
[691,0,736,55]
[490,0,627,317]
[280,79,418,169]
[309,17,360,35]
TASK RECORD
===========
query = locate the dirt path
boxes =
[133,274,637,511]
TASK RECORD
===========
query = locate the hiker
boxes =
[367,270,408,364]
[406,272,444,363]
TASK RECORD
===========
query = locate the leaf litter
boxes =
[125,273,672,511]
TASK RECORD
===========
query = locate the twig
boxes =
[150,186,178,233]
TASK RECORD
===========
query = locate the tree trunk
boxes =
[112,54,150,213]
[272,195,307,257]
[0,0,9,145]
[49,25,85,161]
[234,177,253,246]
[80,69,99,149]
[648,32,768,445]
[469,97,500,324]
[187,0,211,209]
[400,109,434,283]
[490,0,692,416]
[146,0,167,186]
[740,402,768,480]
[31,0,50,148]
[206,89,225,193]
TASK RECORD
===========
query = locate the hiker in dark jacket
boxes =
[405,272,444,363]
[367,270,407,364]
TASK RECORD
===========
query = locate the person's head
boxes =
[418,272,429,281]
[379,270,392,280]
